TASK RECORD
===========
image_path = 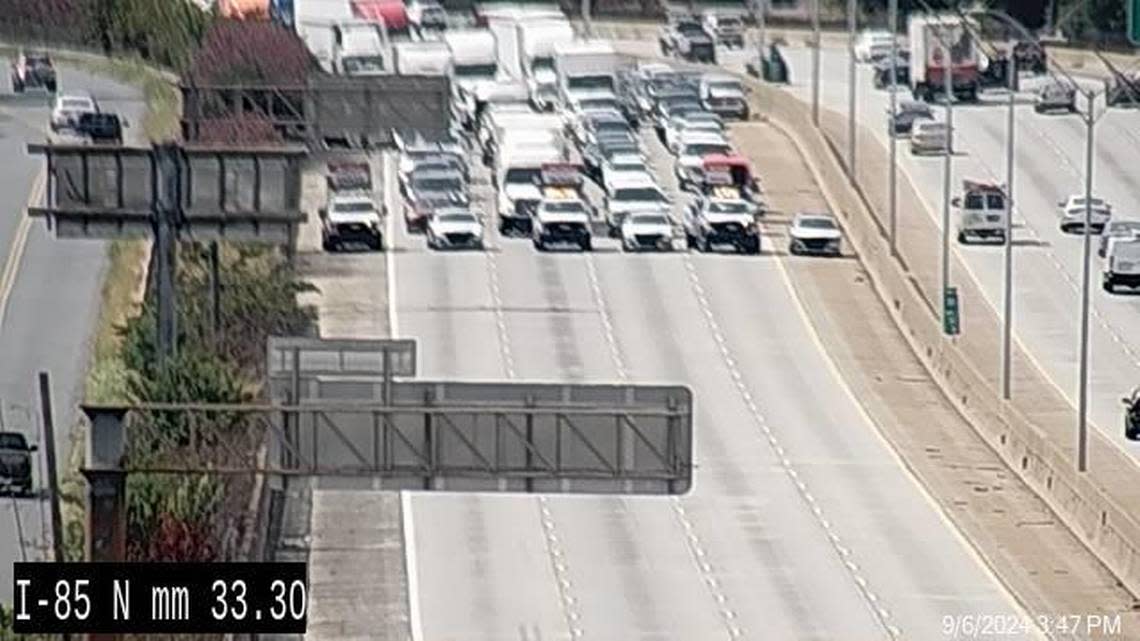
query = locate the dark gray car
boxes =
[0,432,35,496]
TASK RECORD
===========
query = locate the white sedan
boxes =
[788,212,843,256]
[854,30,895,63]
[427,208,485,250]
[602,157,655,194]
[50,92,98,131]
[1057,194,1112,234]
[621,209,675,252]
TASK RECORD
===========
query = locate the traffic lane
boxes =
[391,166,572,640]
[666,112,1022,637]
[588,250,888,639]
[693,252,1030,639]
[489,243,735,639]
[779,46,1140,457]
[0,66,145,603]
[546,122,885,638]
[411,493,569,641]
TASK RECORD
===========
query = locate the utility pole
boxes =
[811,0,821,125]
[1077,87,1097,473]
[846,0,857,175]
[888,0,899,256]
[37,372,65,564]
[1001,56,1016,400]
[940,36,954,320]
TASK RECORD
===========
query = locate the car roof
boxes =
[413,169,464,180]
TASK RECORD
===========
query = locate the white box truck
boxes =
[516,19,575,110]
[908,14,980,102]
[333,22,390,75]
[553,41,621,107]
[394,41,452,75]
[294,0,356,73]
[445,29,501,129]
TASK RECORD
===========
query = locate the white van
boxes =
[1103,233,1140,293]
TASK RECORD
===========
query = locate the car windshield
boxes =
[546,201,585,213]
[505,168,542,184]
[342,56,385,73]
[415,177,463,192]
[333,201,376,214]
[580,99,619,111]
[986,194,1006,209]
[0,433,27,450]
[678,22,705,34]
[593,120,629,132]
[612,162,648,172]
[454,63,497,78]
[568,76,614,91]
[437,213,477,223]
[631,214,670,225]
[800,217,837,229]
[964,194,985,209]
[709,201,749,214]
[615,188,665,201]
[683,143,730,156]
[709,81,741,92]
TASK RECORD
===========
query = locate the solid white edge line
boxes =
[0,169,45,331]
[384,151,400,339]
[766,118,1046,641]
[384,151,419,641]
[400,490,424,641]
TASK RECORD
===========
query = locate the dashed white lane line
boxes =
[483,225,576,637]
[948,116,1140,373]
[538,495,584,639]
[585,251,741,640]
[680,255,900,640]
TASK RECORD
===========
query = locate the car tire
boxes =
[957,231,968,244]
[1103,277,1114,293]
[580,238,592,252]
[322,236,335,252]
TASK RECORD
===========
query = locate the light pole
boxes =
[811,0,821,125]
[1001,55,1016,400]
[846,0,857,175]
[955,6,1107,472]
[940,34,954,318]
[1077,86,1098,473]
[756,0,766,70]
[887,0,898,256]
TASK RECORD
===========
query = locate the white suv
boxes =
[1057,194,1111,234]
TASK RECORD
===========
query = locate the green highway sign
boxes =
[943,287,961,336]
[1132,0,1140,46]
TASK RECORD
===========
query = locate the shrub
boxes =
[187,19,314,85]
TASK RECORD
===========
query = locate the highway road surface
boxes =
[388,103,1037,638]
[775,45,1140,465]
[0,63,145,603]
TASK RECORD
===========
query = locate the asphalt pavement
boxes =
[775,45,1140,467]
[0,62,145,603]
[392,104,1035,639]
